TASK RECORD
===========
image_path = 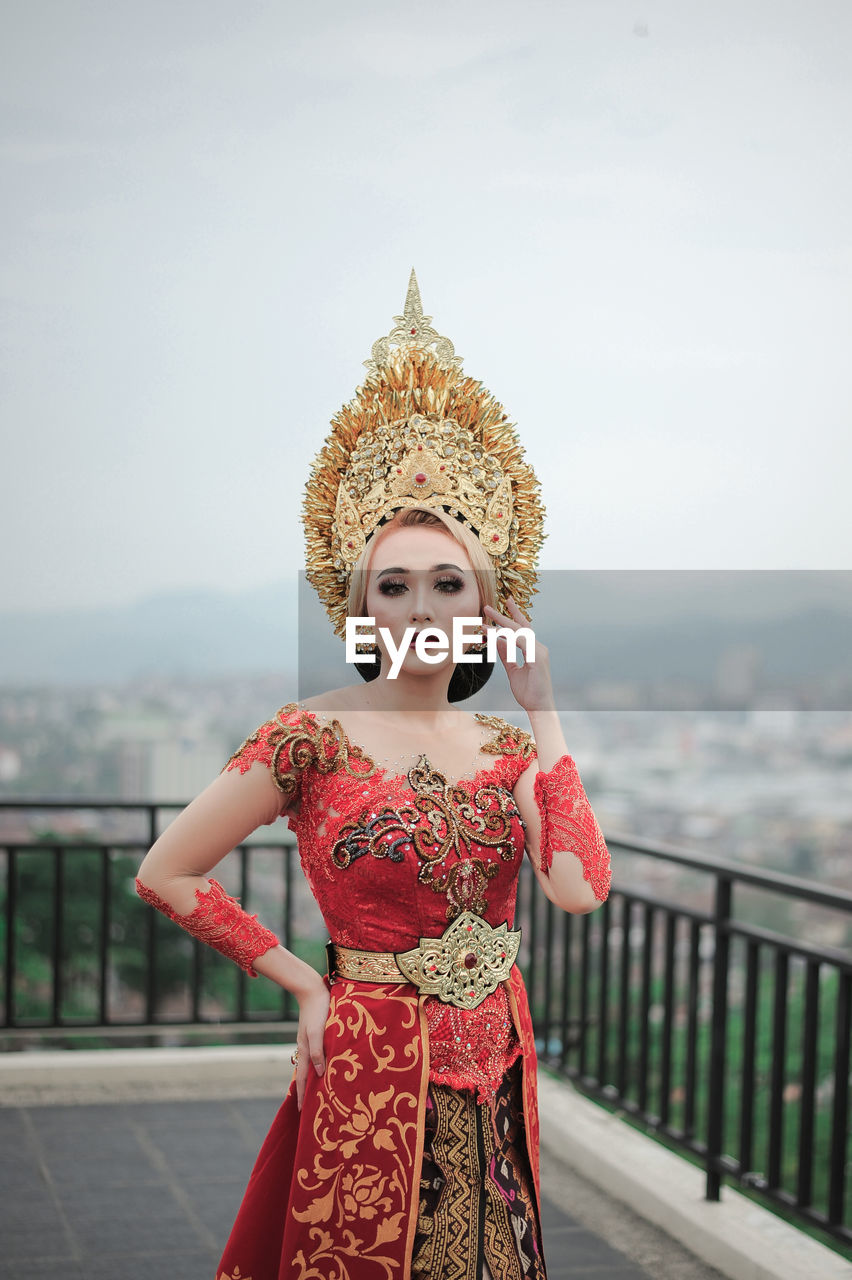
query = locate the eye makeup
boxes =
[377,573,465,597]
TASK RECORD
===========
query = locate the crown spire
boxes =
[364,268,463,375]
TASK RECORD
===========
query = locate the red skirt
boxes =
[215,966,547,1280]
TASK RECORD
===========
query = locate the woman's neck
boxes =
[348,667,459,725]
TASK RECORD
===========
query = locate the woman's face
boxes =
[363,524,482,675]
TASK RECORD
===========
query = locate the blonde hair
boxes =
[347,505,498,623]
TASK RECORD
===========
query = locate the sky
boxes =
[2,0,851,616]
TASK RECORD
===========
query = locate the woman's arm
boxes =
[135,763,321,997]
[512,707,611,914]
[482,598,611,913]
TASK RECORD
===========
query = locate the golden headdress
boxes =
[302,270,546,638]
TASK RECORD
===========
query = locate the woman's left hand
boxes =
[482,596,556,713]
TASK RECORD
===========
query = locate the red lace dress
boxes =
[215,702,548,1280]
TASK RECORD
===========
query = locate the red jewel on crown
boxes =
[415,472,427,483]
[464,951,477,969]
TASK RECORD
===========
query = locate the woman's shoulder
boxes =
[229,700,312,743]
[241,687,354,729]
[221,700,329,799]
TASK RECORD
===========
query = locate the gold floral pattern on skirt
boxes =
[287,980,426,1279]
[215,966,545,1280]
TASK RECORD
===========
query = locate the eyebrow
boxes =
[376,563,466,579]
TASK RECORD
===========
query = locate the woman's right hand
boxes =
[293,976,331,1110]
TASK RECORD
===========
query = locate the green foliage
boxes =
[0,835,309,1024]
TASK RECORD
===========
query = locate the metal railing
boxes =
[1,799,850,1250]
[0,800,302,1032]
[520,828,852,1251]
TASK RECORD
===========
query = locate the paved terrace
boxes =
[0,1047,847,1280]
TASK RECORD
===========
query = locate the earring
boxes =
[355,641,380,658]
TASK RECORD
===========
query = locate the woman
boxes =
[135,273,612,1280]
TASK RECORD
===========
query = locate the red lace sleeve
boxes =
[134,876,280,977]
[501,730,538,790]
[221,702,314,806]
[478,715,538,790]
[532,754,611,901]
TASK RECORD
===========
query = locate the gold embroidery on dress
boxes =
[474,712,536,762]
[225,701,378,799]
[325,749,524,920]
[257,703,533,791]
[405,758,520,919]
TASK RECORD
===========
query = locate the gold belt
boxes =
[325,911,521,1011]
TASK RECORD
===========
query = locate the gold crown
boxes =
[302,270,546,639]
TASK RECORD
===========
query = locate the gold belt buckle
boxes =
[395,912,521,1010]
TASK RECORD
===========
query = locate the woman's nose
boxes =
[408,583,433,620]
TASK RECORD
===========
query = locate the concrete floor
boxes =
[0,1093,729,1279]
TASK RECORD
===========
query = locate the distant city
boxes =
[1,574,850,957]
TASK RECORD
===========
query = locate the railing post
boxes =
[283,842,294,1022]
[829,971,851,1226]
[144,804,158,1025]
[4,848,17,1027]
[542,895,554,1063]
[706,874,732,1200]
